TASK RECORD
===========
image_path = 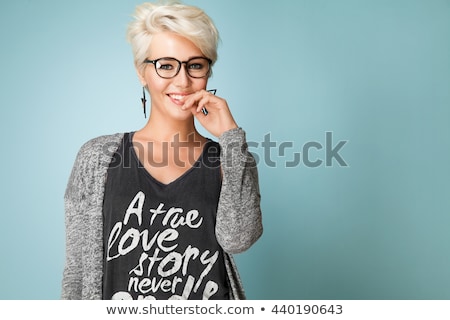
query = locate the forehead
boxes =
[149,32,203,60]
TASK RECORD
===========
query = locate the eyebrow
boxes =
[148,56,209,62]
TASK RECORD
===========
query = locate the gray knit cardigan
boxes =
[62,128,263,300]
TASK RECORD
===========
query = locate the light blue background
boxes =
[1,0,449,299]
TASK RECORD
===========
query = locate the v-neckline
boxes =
[129,132,210,187]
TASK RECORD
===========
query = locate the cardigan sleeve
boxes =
[61,133,124,300]
[61,140,91,299]
[215,128,263,254]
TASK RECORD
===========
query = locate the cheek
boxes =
[147,76,168,95]
[194,79,208,91]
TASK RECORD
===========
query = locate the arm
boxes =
[215,127,263,254]
[182,91,263,253]
[61,146,87,299]
[61,134,123,299]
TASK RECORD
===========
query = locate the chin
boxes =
[168,106,194,121]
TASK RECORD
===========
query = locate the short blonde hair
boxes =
[127,0,219,74]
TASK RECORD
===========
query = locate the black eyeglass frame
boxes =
[143,56,213,79]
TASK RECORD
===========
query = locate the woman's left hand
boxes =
[182,89,238,137]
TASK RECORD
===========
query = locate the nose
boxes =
[173,63,191,88]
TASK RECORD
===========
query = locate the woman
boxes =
[62,1,262,300]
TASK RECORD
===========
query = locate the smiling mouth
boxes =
[168,94,189,104]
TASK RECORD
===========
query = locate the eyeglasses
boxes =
[143,56,212,79]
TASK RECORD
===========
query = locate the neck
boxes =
[138,112,203,143]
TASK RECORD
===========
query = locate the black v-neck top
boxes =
[102,132,229,300]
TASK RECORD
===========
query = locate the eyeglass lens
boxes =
[155,58,210,78]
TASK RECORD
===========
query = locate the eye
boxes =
[188,63,204,70]
[157,63,175,70]
[156,59,178,71]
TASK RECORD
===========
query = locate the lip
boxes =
[167,93,191,106]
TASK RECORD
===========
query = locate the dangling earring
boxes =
[141,87,147,118]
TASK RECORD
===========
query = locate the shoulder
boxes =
[204,139,221,158]
[73,132,126,165]
[205,139,220,150]
[77,133,125,157]
[65,133,126,200]
[199,139,220,169]
[70,132,126,178]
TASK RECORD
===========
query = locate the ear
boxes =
[135,66,147,87]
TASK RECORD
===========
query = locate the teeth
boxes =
[170,94,186,101]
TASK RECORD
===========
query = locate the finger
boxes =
[198,90,221,111]
[181,96,196,110]
[182,91,205,110]
[196,96,213,113]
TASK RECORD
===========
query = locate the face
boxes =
[138,32,209,121]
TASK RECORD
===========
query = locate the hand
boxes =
[182,89,238,137]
